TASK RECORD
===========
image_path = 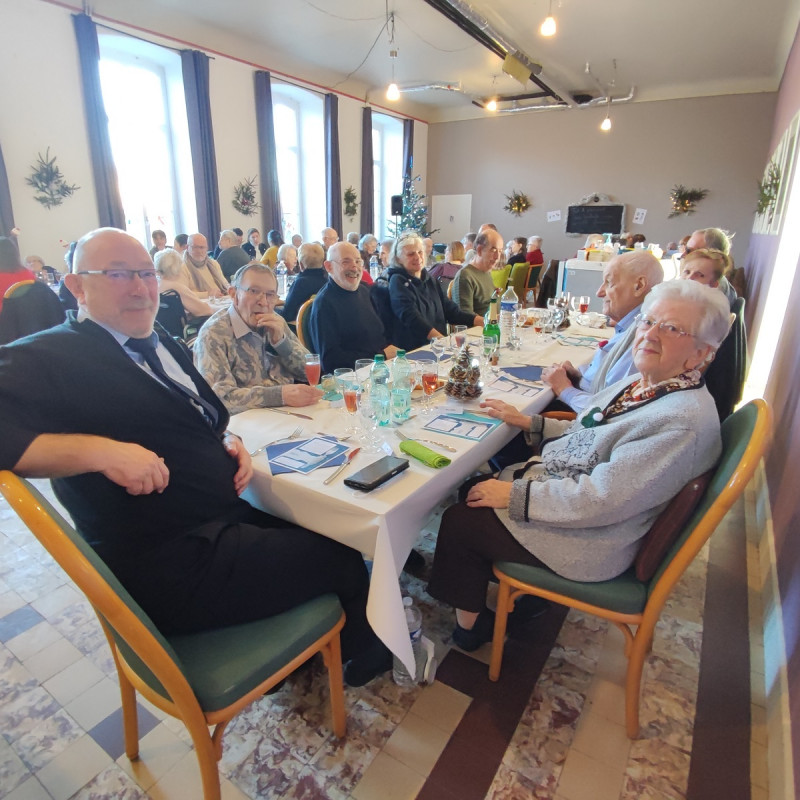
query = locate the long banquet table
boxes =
[227,320,610,672]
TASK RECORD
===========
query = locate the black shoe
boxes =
[403,548,426,574]
[451,608,495,652]
[344,640,393,687]
[507,595,550,637]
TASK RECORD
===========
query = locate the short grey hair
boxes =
[641,280,731,349]
[527,236,542,248]
[231,261,276,288]
[154,248,184,279]
[219,229,237,246]
[346,232,360,245]
[614,250,664,289]
[696,228,731,255]
[298,242,325,270]
[277,243,296,262]
[359,233,378,251]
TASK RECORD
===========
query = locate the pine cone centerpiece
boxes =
[445,345,483,399]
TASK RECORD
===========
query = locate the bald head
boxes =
[321,228,339,249]
[66,228,159,338]
[597,250,663,321]
[325,241,363,291]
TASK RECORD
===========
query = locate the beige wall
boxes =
[427,93,776,266]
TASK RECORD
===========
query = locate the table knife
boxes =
[323,448,361,485]
[394,430,457,453]
[266,407,314,420]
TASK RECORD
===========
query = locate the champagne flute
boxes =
[482,334,498,378]
[420,363,439,416]
[451,325,467,350]
[334,368,359,435]
[579,295,591,314]
[430,336,446,368]
[304,353,321,386]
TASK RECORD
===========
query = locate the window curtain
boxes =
[324,93,343,236]
[402,118,414,180]
[72,13,126,229]
[181,50,221,244]
[360,107,374,236]
[0,142,15,237]
[254,71,283,236]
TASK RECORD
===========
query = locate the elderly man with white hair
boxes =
[216,229,250,281]
[180,233,228,297]
[543,250,664,413]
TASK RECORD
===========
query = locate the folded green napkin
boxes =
[399,440,451,468]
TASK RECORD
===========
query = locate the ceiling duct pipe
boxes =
[490,86,636,115]
[397,81,465,94]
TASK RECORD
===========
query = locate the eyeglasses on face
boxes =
[332,258,363,268]
[239,286,278,300]
[635,314,694,339]
[77,269,158,282]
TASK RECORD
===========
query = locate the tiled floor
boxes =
[0,479,750,799]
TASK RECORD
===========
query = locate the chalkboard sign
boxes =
[566,204,625,235]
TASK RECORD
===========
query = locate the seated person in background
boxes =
[216,229,250,281]
[683,227,737,305]
[542,250,664,413]
[279,242,327,322]
[379,238,394,269]
[194,263,320,413]
[276,242,299,274]
[383,232,481,352]
[346,232,360,245]
[452,228,504,317]
[680,248,731,291]
[506,236,527,266]
[291,233,303,248]
[180,233,228,297]
[149,229,169,258]
[57,241,79,312]
[428,280,731,649]
[428,240,465,286]
[154,249,213,321]
[0,227,389,685]
[242,227,267,259]
[359,234,379,285]
[25,255,61,283]
[309,242,396,373]
[259,230,283,268]
[462,231,477,266]
[526,236,544,267]
[0,237,36,311]
[321,228,339,251]
[173,233,188,255]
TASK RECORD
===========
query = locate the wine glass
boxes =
[430,336,446,367]
[334,368,359,435]
[579,295,591,314]
[304,353,321,386]
[450,325,467,350]
[482,335,498,378]
[419,363,439,416]
[356,383,382,451]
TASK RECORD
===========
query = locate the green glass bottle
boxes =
[483,297,501,345]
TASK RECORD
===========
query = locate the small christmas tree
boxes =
[387,174,439,237]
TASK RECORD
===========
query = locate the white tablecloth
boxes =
[227,322,609,671]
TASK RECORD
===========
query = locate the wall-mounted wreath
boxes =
[668,185,708,218]
[756,161,781,222]
[232,177,259,216]
[26,148,79,209]
[344,186,359,218]
[504,189,532,217]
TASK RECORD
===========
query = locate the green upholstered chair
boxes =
[507,264,542,305]
[296,294,316,349]
[488,398,771,738]
[0,472,346,800]
[490,265,512,291]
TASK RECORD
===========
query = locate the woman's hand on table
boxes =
[281,384,323,406]
[480,398,532,430]
[223,433,252,495]
[465,478,512,509]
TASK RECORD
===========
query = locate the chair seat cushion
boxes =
[494,561,648,616]
[167,593,343,711]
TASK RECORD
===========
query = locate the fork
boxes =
[316,431,352,442]
[249,425,303,456]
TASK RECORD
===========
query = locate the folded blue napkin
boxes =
[501,365,543,382]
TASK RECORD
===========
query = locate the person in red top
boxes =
[0,237,36,312]
[525,235,544,268]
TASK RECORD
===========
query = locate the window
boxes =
[98,32,196,246]
[372,113,404,237]
[272,84,325,241]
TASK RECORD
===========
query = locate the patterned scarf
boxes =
[603,369,703,420]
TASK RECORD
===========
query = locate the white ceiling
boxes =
[97,0,800,123]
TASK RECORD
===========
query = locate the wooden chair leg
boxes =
[325,634,346,738]
[624,632,651,739]
[489,578,513,681]
[117,669,140,760]
[187,723,222,800]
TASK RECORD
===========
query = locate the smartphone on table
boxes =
[343,455,409,491]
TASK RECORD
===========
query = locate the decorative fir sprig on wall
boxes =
[344,186,359,219]
[26,148,79,209]
[668,185,708,218]
[232,177,259,216]
[756,161,781,222]
[503,189,532,217]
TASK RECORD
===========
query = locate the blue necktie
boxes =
[125,333,219,427]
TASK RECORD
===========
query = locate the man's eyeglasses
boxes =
[77,269,158,282]
[635,314,694,339]
[239,286,278,300]
[332,258,363,268]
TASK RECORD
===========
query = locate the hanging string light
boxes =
[540,0,556,36]
[385,10,400,101]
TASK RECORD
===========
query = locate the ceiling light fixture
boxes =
[486,98,498,112]
[385,12,400,101]
[600,98,612,131]
[540,0,556,36]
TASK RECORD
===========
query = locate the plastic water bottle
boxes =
[499,286,518,347]
[370,354,391,427]
[370,253,380,281]
[391,350,413,424]
[393,597,424,686]
[275,260,288,296]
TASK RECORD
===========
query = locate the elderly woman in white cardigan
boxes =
[427,280,733,651]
